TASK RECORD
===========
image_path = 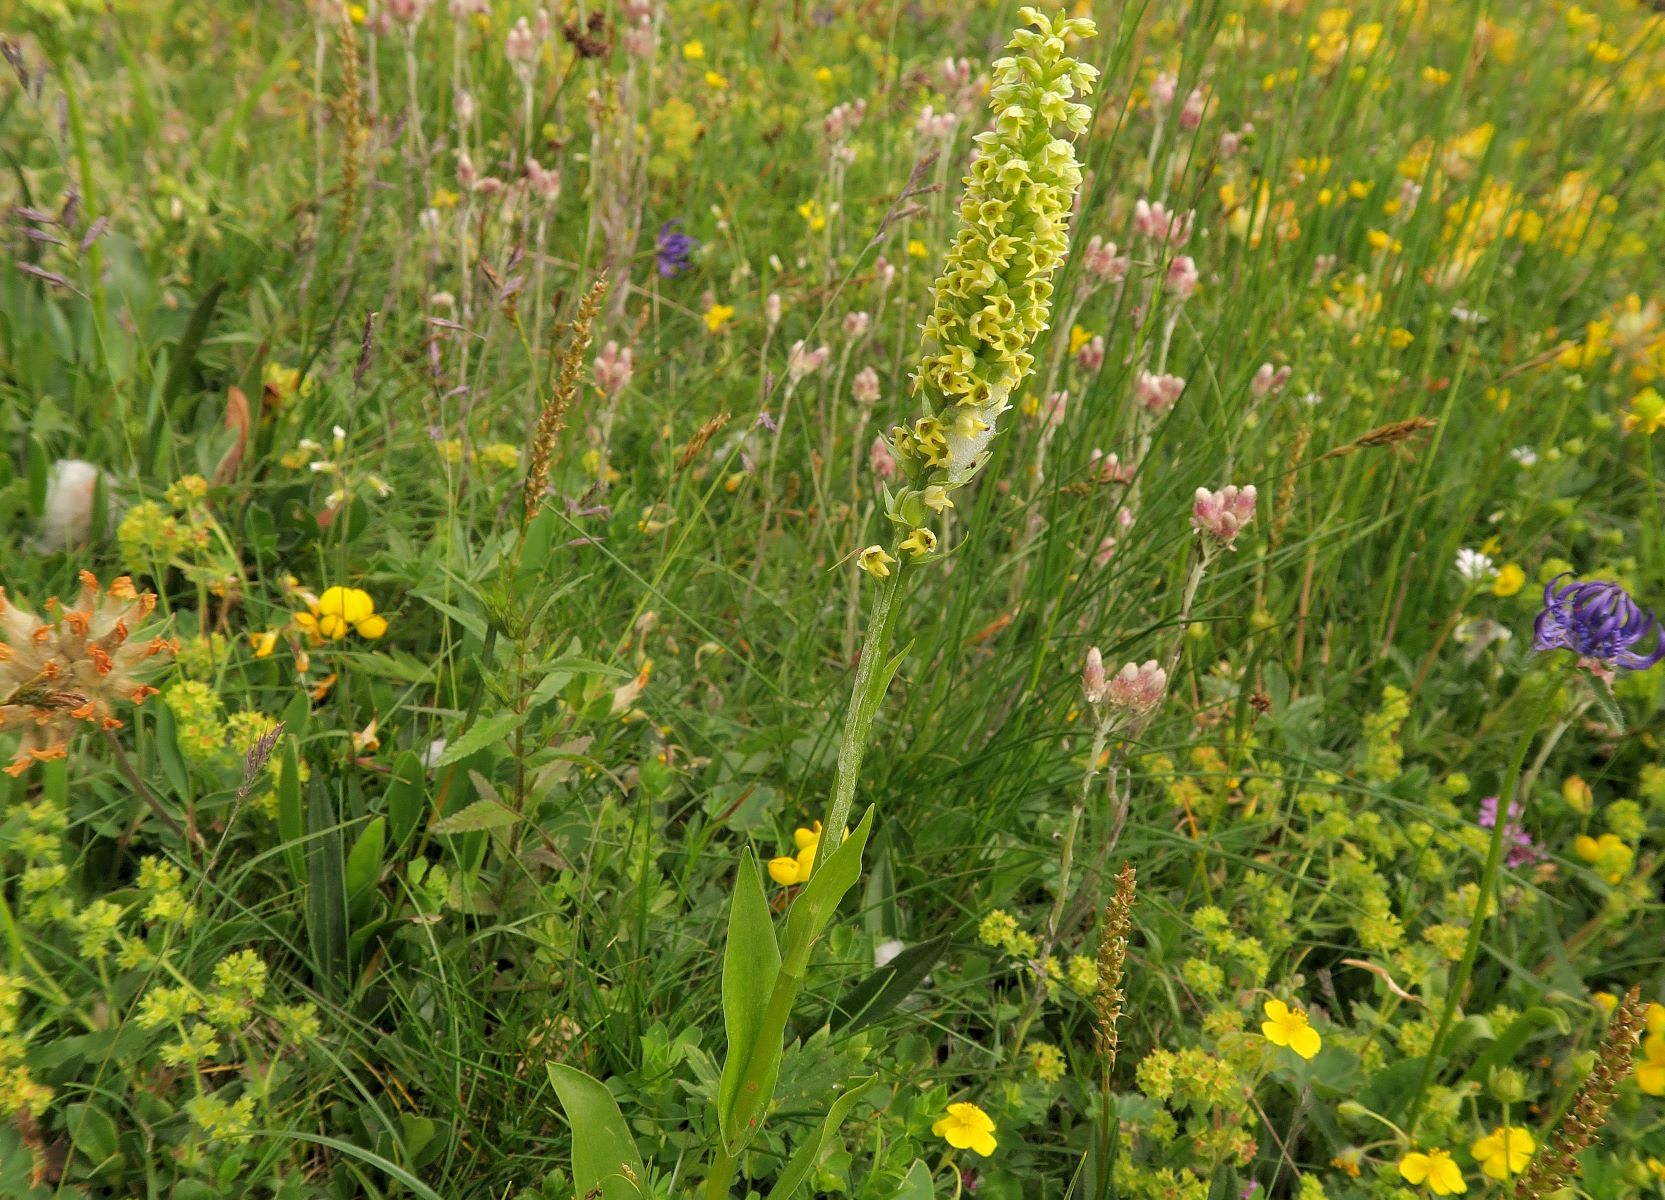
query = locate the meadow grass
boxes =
[2,0,1665,1197]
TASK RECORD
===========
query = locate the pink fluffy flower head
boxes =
[1192,485,1257,549]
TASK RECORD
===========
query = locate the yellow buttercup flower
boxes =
[1399,1148,1467,1195]
[767,822,821,886]
[295,586,388,643]
[681,39,705,60]
[1491,563,1525,597]
[1260,998,1321,1060]
[932,1102,997,1157]
[1470,1126,1533,1180]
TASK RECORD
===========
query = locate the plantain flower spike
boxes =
[883,8,1098,556]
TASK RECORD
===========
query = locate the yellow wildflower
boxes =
[932,1102,997,1157]
[704,304,736,333]
[1470,1127,1533,1180]
[1260,998,1321,1059]
[857,546,896,578]
[767,822,821,886]
[1491,563,1525,597]
[1624,387,1665,436]
[294,586,388,643]
[681,39,704,60]
[1398,1148,1467,1195]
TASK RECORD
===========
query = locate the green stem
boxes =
[1403,673,1564,1137]
[705,967,805,1199]
[817,561,904,855]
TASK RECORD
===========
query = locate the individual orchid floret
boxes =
[1192,485,1256,550]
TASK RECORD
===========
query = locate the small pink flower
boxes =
[843,311,871,338]
[505,16,536,64]
[869,435,897,480]
[1135,371,1185,413]
[765,293,782,327]
[1076,336,1106,372]
[1178,86,1207,131]
[1133,199,1192,247]
[594,341,634,396]
[1165,255,1199,298]
[1149,71,1177,109]
[1042,391,1069,429]
[874,257,897,291]
[525,157,560,202]
[1103,660,1167,714]
[1081,236,1129,285]
[1192,485,1257,549]
[1250,363,1291,398]
[1088,449,1133,485]
[852,366,881,407]
[787,341,830,383]
[1093,535,1117,568]
[1082,646,1108,703]
[916,105,958,141]
[824,100,867,143]
[1219,123,1252,159]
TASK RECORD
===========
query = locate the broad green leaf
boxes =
[434,710,525,768]
[383,751,426,849]
[547,1064,646,1200]
[894,1160,935,1200]
[717,849,782,1151]
[65,1101,120,1170]
[830,934,950,1034]
[344,816,386,910]
[764,1075,878,1200]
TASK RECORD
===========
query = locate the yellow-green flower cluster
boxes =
[165,680,229,766]
[880,8,1097,560]
[0,973,52,1117]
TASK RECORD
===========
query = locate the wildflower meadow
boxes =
[5,0,1665,1197]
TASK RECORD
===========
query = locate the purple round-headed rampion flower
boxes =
[655,220,699,278]
[1532,574,1664,671]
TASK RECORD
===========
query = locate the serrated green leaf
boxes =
[434,710,525,768]
[430,796,520,835]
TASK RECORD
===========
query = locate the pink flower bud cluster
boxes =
[1083,649,1167,714]
[1076,335,1105,371]
[594,341,634,396]
[1133,199,1192,247]
[787,341,830,382]
[852,366,881,406]
[1081,236,1129,285]
[1251,363,1291,398]
[1088,449,1133,485]
[824,100,867,144]
[1191,485,1256,549]
[1135,370,1184,413]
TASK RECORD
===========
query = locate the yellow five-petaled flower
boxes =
[1470,1126,1534,1180]
[294,586,388,643]
[1637,1001,1665,1095]
[1399,1148,1467,1195]
[932,1102,997,1157]
[1260,998,1321,1060]
[767,822,821,886]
